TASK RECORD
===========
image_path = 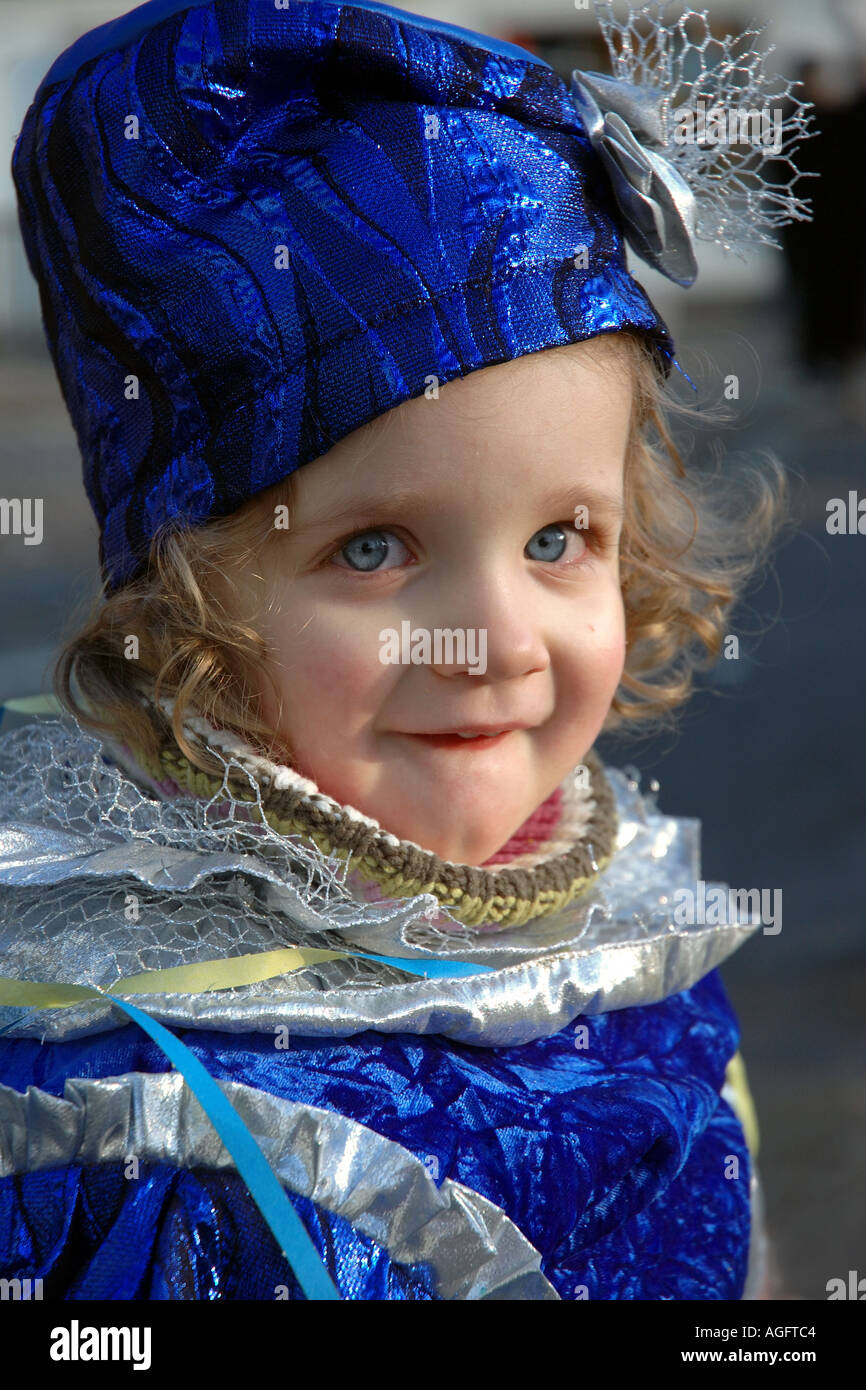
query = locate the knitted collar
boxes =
[119,703,618,931]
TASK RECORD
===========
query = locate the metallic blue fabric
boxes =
[12,0,673,590]
[0,1163,438,1300]
[0,971,750,1299]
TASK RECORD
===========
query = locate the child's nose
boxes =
[425,576,550,681]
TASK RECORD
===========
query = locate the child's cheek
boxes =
[304,642,380,704]
[272,607,388,706]
[598,627,628,684]
[583,597,627,676]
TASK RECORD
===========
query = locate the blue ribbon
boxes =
[352,949,492,978]
[104,993,341,1301]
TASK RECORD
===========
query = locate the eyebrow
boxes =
[555,485,626,521]
[291,483,625,534]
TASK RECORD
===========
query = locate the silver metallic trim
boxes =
[741,1165,769,1301]
[0,917,758,1044]
[0,1071,558,1301]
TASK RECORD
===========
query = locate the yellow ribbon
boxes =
[0,946,351,1010]
[0,693,63,718]
[724,1050,761,1159]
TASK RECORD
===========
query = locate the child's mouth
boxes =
[402,729,514,751]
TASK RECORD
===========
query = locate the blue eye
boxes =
[525,524,568,562]
[336,529,408,571]
[340,531,388,570]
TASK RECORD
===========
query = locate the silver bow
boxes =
[570,69,698,287]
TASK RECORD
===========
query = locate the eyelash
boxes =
[326,522,609,574]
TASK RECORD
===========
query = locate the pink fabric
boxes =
[480,786,564,866]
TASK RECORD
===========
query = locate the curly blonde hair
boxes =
[54,329,788,775]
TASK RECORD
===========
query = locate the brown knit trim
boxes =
[131,710,618,928]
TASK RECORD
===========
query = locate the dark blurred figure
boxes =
[781,61,866,396]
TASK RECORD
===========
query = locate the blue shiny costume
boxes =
[0,972,749,1299]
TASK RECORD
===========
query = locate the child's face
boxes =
[254,338,631,865]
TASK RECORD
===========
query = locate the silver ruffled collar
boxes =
[0,714,758,1043]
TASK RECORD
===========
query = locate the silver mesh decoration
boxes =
[0,715,452,994]
[588,0,815,257]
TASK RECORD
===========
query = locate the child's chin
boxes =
[395,818,518,867]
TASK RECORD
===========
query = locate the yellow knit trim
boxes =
[134,744,610,929]
[347,850,614,927]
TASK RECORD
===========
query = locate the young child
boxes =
[0,0,810,1300]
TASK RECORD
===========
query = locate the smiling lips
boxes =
[403,727,521,750]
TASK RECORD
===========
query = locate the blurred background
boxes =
[1,0,864,1300]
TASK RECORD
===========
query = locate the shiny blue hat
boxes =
[11,0,810,590]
